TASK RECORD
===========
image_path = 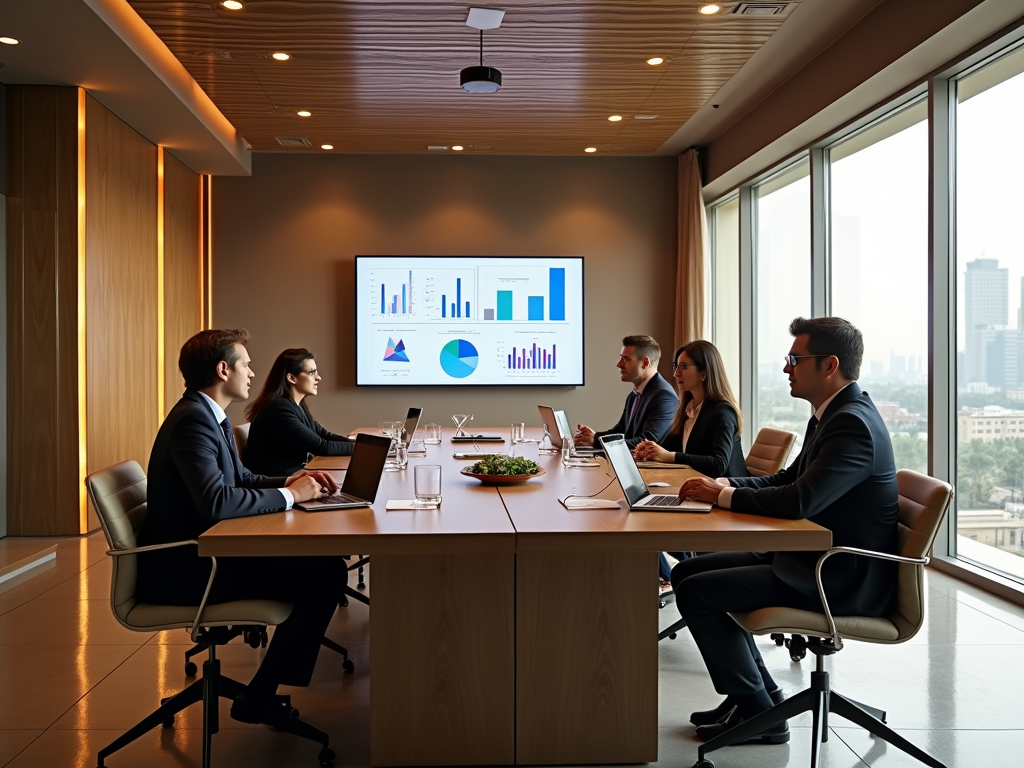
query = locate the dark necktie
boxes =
[220,417,237,458]
[628,392,641,429]
[804,415,819,445]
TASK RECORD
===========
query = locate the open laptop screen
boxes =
[599,434,650,507]
[342,433,392,501]
[402,407,423,446]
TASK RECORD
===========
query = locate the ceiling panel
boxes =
[128,0,800,154]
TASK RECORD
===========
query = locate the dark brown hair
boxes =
[178,329,250,390]
[245,348,316,422]
[789,316,863,380]
[667,340,742,438]
[621,334,662,365]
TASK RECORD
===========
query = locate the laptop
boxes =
[537,405,601,457]
[599,434,712,513]
[297,433,392,510]
[401,407,423,447]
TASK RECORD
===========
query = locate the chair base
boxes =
[659,617,687,641]
[97,652,332,768]
[691,655,947,768]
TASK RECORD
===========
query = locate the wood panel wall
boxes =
[6,87,203,535]
[163,153,202,413]
[85,94,159,485]
[5,86,82,536]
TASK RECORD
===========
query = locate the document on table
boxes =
[636,461,691,469]
[560,497,623,509]
[386,500,440,510]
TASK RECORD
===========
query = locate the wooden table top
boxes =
[201,427,830,557]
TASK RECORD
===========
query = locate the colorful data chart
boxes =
[439,339,479,378]
[383,338,410,362]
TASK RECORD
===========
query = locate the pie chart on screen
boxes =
[440,339,479,379]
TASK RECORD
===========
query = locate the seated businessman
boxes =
[673,316,899,743]
[575,334,678,450]
[139,328,348,727]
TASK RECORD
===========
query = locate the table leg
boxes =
[516,551,658,765]
[370,553,515,766]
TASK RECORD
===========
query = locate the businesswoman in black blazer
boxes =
[634,340,748,590]
[244,348,355,476]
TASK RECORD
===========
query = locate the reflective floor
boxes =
[0,532,1019,767]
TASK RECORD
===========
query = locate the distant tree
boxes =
[957,440,1000,508]
[891,434,927,474]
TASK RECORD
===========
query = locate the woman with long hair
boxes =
[243,348,354,476]
[633,339,747,476]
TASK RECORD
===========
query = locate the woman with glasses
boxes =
[243,348,355,476]
[634,340,748,593]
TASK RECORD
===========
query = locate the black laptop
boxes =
[296,433,392,510]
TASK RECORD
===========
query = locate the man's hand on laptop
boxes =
[574,425,595,447]
[678,476,728,505]
[285,470,339,502]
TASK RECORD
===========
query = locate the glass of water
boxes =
[414,464,442,505]
[423,423,442,445]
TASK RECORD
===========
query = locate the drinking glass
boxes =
[386,441,408,471]
[510,422,526,446]
[408,439,427,456]
[423,423,442,445]
[414,464,442,504]
[562,436,574,467]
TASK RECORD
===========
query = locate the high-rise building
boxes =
[965,258,1009,384]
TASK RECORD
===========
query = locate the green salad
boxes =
[470,454,541,476]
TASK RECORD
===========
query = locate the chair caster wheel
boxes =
[340,595,349,608]
[790,651,806,662]
[184,661,198,677]
[318,747,336,765]
[357,581,366,590]
[162,718,174,728]
[692,760,715,768]
[771,633,785,646]
[343,659,355,674]
[668,632,678,640]
[289,707,300,718]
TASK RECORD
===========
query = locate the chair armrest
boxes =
[105,539,219,642]
[106,539,200,556]
[812,546,926,651]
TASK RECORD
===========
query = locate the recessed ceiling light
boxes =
[272,52,290,61]
[221,1,243,9]
[646,57,664,66]
[451,145,464,151]
[699,4,722,14]
[320,144,334,150]
[297,110,312,117]
[608,115,623,122]
[0,36,21,45]
[584,147,597,153]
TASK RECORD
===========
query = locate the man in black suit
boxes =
[140,328,346,726]
[675,317,899,743]
[575,334,678,450]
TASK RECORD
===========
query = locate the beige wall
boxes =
[213,153,678,433]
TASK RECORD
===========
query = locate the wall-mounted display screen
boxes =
[355,256,585,386]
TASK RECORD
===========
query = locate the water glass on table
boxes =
[414,464,442,505]
[510,422,526,450]
[423,423,442,445]
[386,440,408,471]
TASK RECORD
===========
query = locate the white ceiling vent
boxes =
[733,3,794,16]
[275,137,312,147]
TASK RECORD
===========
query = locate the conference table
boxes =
[198,428,831,767]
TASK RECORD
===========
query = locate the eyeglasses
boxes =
[299,368,319,377]
[671,362,692,371]
[784,354,826,367]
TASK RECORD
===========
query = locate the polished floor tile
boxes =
[0,599,144,645]
[0,731,43,767]
[834,726,1024,767]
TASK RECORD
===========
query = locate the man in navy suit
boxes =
[575,334,678,450]
[675,317,899,743]
[141,329,346,726]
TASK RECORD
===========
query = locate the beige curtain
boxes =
[675,148,708,349]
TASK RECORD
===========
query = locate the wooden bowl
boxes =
[459,466,547,485]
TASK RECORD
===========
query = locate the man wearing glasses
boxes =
[673,317,899,743]
[574,334,678,450]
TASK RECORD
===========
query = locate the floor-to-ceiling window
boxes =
[754,160,812,456]
[954,44,1024,580]
[829,100,929,473]
[710,196,740,391]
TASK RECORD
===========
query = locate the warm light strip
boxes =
[157,147,166,421]
[206,176,213,328]
[198,175,205,329]
[77,88,89,534]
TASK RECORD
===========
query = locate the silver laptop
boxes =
[537,405,600,456]
[297,433,392,510]
[402,407,423,447]
[599,434,712,513]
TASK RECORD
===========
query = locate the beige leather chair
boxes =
[691,469,953,768]
[232,421,250,457]
[745,427,797,476]
[87,460,335,768]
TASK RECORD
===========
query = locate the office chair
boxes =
[87,460,335,768]
[690,469,953,768]
[659,428,799,642]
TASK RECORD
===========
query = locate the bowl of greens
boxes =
[460,454,546,485]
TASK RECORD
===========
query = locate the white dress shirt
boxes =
[198,391,293,510]
[716,382,854,509]
[680,398,703,453]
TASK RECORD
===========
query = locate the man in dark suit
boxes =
[574,334,678,450]
[674,317,899,743]
[140,328,346,726]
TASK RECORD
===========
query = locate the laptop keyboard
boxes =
[646,494,682,506]
[320,492,361,504]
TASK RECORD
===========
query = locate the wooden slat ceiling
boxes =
[128,1,800,154]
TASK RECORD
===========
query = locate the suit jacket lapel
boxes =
[796,382,863,475]
[185,389,243,484]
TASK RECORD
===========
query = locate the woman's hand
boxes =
[634,440,673,463]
